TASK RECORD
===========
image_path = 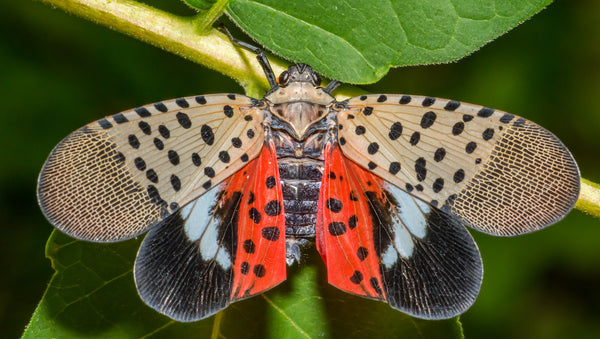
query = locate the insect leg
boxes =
[218,25,279,90]
[323,80,341,94]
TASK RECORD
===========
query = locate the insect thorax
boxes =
[263,64,335,138]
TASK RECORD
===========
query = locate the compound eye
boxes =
[278,71,290,85]
[311,72,321,86]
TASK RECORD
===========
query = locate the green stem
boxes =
[34,0,600,220]
[34,0,285,94]
[575,178,600,218]
[194,0,230,34]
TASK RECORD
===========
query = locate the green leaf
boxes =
[25,232,461,338]
[226,0,552,83]
[182,0,217,11]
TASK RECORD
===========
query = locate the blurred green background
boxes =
[1,1,598,338]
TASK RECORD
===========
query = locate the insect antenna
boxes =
[218,25,279,90]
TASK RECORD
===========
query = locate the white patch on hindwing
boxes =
[387,184,430,238]
[381,183,430,264]
[181,182,231,269]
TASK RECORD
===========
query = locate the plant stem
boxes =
[575,179,600,218]
[34,0,285,94]
[34,0,600,219]
[194,0,230,34]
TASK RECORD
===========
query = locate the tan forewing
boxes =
[338,94,580,236]
[38,94,265,242]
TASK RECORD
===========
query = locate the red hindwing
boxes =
[231,142,286,299]
[317,143,386,300]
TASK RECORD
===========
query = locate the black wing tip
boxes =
[381,209,483,320]
[134,212,234,322]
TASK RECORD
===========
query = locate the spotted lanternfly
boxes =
[37,34,580,322]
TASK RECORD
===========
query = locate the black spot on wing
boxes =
[128,134,140,149]
[262,227,280,241]
[146,169,158,183]
[153,138,164,151]
[249,207,262,223]
[266,176,277,189]
[264,200,281,216]
[98,119,112,129]
[444,100,460,111]
[482,128,494,140]
[253,264,267,277]
[138,121,151,135]
[410,132,420,146]
[158,125,170,139]
[328,222,347,236]
[348,215,358,229]
[223,105,234,118]
[452,122,464,136]
[134,157,146,171]
[135,107,151,118]
[453,169,465,183]
[192,153,201,166]
[219,151,231,163]
[170,174,181,191]
[176,112,192,128]
[367,142,379,154]
[154,102,168,112]
[243,239,255,253]
[113,113,128,124]
[477,107,494,117]
[415,157,427,182]
[168,150,180,165]
[350,271,363,284]
[326,198,343,213]
[232,137,242,148]
[389,162,401,175]
[175,98,189,108]
[201,125,215,145]
[420,111,436,128]
[240,262,250,274]
[465,142,477,154]
[389,122,403,140]
[434,148,446,162]
[204,167,215,178]
[422,97,435,107]
[195,96,207,105]
[357,247,368,261]
[500,113,514,123]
